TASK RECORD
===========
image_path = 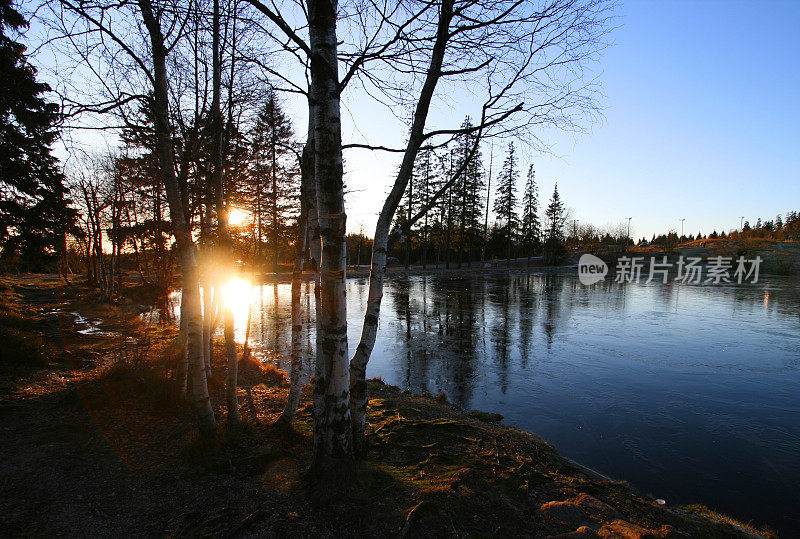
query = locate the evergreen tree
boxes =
[246,88,298,271]
[786,211,800,240]
[0,2,78,272]
[520,164,541,257]
[493,142,519,264]
[543,183,566,264]
[411,147,440,268]
[400,160,415,268]
[451,117,484,266]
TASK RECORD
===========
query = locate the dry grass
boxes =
[0,279,59,380]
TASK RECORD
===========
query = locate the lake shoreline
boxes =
[248,238,800,284]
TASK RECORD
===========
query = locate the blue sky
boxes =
[339,0,800,239]
[31,0,800,240]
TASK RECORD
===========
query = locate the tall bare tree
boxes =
[138,0,217,435]
[345,0,611,455]
[243,0,610,461]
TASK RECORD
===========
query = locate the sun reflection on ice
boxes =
[223,277,256,343]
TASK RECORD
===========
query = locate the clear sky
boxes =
[31,0,800,240]
[338,0,800,240]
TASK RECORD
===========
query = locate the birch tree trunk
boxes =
[275,136,311,426]
[177,286,189,397]
[348,0,453,457]
[308,0,352,462]
[211,0,240,426]
[201,191,215,373]
[138,0,216,436]
[203,279,214,369]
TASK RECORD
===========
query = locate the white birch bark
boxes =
[275,136,311,426]
[308,0,352,462]
[138,0,216,436]
[177,286,189,397]
[202,280,214,370]
[210,0,240,426]
[349,0,454,456]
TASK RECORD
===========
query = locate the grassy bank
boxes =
[0,279,60,381]
[0,276,775,537]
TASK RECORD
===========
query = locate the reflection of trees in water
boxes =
[728,278,800,321]
[541,274,560,349]
[166,273,798,421]
[655,280,677,310]
[591,278,628,312]
[246,281,316,381]
[142,290,180,326]
[303,282,314,379]
[488,277,512,394]
[389,273,629,402]
[645,275,800,322]
[389,279,417,388]
[517,274,539,368]
[253,284,292,370]
[390,276,480,407]
[451,278,479,405]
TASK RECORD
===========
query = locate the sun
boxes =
[228,207,250,227]
[223,276,253,310]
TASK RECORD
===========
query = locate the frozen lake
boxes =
[156,271,800,532]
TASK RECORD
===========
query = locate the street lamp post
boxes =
[626,217,632,243]
[680,218,685,239]
[739,216,745,231]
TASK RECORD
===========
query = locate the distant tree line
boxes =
[636,211,800,249]
[734,212,800,241]
[389,137,569,267]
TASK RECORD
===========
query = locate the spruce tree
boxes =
[452,117,484,266]
[520,164,541,259]
[115,106,173,290]
[411,147,439,268]
[493,142,519,265]
[543,183,566,264]
[247,88,298,271]
[0,1,77,272]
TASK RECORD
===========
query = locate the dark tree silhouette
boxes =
[521,164,541,261]
[0,1,77,274]
[493,142,520,266]
[543,183,566,265]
